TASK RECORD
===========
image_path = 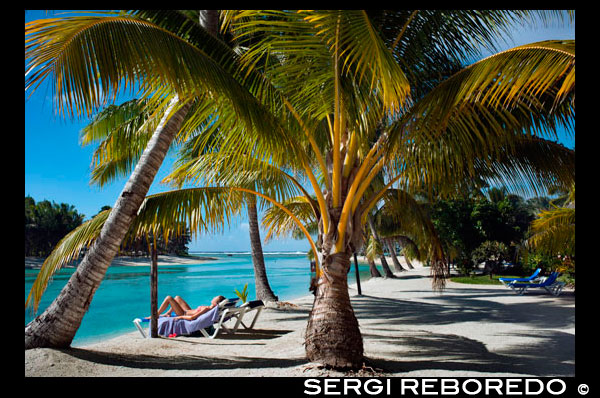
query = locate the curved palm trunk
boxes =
[25,98,191,349]
[387,239,406,272]
[247,195,278,303]
[305,252,363,369]
[397,237,416,269]
[368,256,382,277]
[403,250,415,269]
[367,214,395,278]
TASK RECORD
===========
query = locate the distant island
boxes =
[25,253,218,270]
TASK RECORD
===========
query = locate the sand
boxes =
[25,260,575,377]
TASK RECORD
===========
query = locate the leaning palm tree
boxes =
[24,9,260,349]
[26,11,575,369]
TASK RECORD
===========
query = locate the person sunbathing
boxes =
[151,295,226,321]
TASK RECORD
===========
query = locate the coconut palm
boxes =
[167,11,574,368]
[26,10,575,369]
[24,9,247,349]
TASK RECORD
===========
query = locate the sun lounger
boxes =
[498,268,542,286]
[507,271,565,296]
[133,297,243,339]
[235,300,265,330]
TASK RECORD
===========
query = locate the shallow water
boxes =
[25,252,371,346]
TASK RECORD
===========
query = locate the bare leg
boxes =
[174,296,192,313]
[156,295,185,316]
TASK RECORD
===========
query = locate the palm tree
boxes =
[168,11,575,368]
[26,11,575,370]
[24,9,238,349]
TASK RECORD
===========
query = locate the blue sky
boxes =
[25,10,575,253]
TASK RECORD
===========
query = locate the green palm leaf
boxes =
[25,187,248,314]
[25,209,111,314]
[261,196,317,242]
[525,206,575,256]
[25,12,292,157]
[391,40,574,147]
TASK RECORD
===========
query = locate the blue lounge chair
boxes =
[498,268,542,286]
[133,297,243,339]
[507,272,565,296]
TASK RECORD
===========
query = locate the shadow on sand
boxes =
[352,289,574,376]
[55,284,573,376]
[59,346,306,371]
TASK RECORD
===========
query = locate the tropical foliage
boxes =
[26,10,574,368]
[25,196,85,257]
[471,240,509,278]
[521,185,575,281]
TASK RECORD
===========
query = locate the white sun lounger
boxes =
[235,300,265,330]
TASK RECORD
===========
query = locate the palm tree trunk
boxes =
[150,242,159,338]
[367,256,382,277]
[402,248,415,269]
[247,195,278,303]
[305,252,363,368]
[387,238,406,272]
[367,214,395,278]
[25,98,191,349]
[352,252,362,295]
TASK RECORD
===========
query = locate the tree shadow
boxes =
[351,290,574,330]
[350,288,574,376]
[363,329,574,376]
[58,346,306,372]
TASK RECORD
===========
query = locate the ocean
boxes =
[25,252,372,346]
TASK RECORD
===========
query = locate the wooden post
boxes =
[150,243,158,338]
[353,252,362,295]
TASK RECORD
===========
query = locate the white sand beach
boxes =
[24,260,574,377]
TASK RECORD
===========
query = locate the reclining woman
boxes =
[153,295,226,320]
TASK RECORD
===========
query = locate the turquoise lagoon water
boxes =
[25,252,372,346]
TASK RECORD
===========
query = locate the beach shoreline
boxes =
[25,254,218,269]
[25,260,574,377]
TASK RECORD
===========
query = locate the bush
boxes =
[471,241,509,278]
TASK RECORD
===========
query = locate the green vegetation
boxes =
[25,198,191,259]
[234,283,249,303]
[25,10,574,368]
[25,196,84,257]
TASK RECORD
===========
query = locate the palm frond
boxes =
[25,12,291,154]
[365,233,383,262]
[525,207,575,255]
[165,151,313,212]
[127,187,248,245]
[261,196,317,242]
[392,40,574,147]
[81,99,162,186]
[25,210,111,314]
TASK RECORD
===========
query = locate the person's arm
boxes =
[175,306,212,320]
